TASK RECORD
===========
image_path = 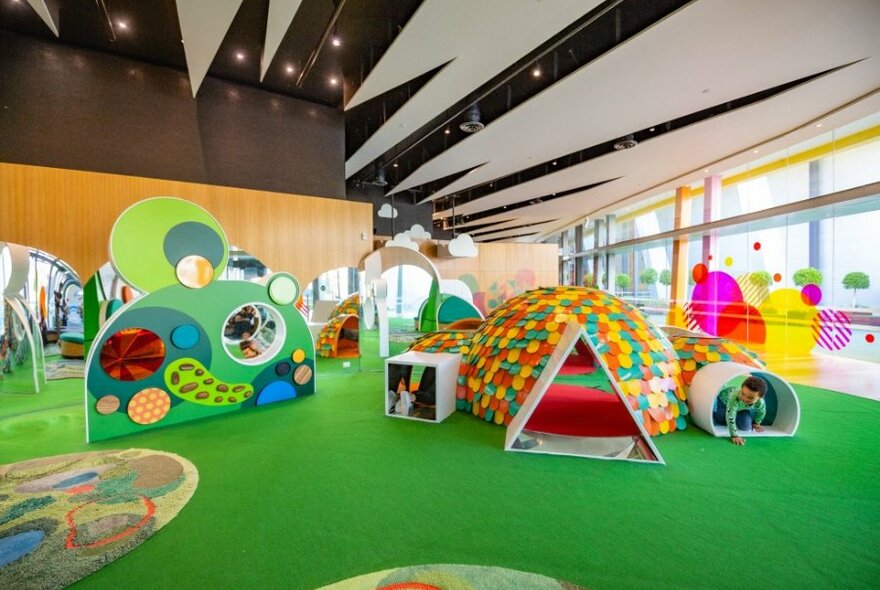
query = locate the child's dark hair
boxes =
[743,376,767,397]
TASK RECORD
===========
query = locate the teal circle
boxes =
[171,324,200,349]
[267,274,298,306]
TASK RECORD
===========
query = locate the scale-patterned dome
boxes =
[408,331,472,354]
[671,335,764,386]
[456,287,687,435]
[331,293,359,318]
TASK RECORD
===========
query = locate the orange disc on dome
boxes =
[100,328,166,381]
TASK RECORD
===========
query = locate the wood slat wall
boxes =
[0,163,373,286]
[427,242,559,299]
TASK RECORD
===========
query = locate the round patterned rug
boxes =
[0,449,198,590]
[318,564,586,589]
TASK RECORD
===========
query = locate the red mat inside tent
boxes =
[524,383,640,437]
[557,339,596,376]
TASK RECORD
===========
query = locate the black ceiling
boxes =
[0,0,421,108]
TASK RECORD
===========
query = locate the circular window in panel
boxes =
[222,303,286,365]
[100,327,166,381]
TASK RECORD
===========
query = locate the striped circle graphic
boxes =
[811,309,852,351]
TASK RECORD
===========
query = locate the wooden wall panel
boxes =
[0,163,373,286]
[425,242,558,313]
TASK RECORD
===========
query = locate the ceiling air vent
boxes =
[369,166,388,187]
[459,103,485,133]
[613,134,638,150]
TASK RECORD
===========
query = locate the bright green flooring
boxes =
[1,366,879,590]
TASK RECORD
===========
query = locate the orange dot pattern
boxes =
[408,331,472,355]
[127,388,172,425]
[455,287,687,435]
[671,335,764,387]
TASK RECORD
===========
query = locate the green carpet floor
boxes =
[1,365,879,590]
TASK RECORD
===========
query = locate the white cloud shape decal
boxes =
[385,232,419,251]
[447,233,478,257]
[405,223,432,241]
[377,203,398,219]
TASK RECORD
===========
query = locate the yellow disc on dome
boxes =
[512,375,525,390]
[175,255,214,289]
[508,349,520,363]
[525,320,536,330]
[659,420,670,434]
[519,365,532,378]
[499,338,510,348]
[494,411,505,425]
[480,395,490,408]
[627,381,641,396]
[619,354,633,369]
[608,331,621,343]
[292,349,306,363]
[527,340,540,353]
[546,321,559,332]
[619,340,633,354]
[547,332,561,345]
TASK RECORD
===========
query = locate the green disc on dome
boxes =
[110,198,228,292]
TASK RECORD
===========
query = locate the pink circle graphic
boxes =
[811,309,852,351]
[867,334,876,344]
[800,284,822,306]
[753,242,761,251]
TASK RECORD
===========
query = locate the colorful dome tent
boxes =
[408,331,473,355]
[317,314,359,358]
[315,293,360,358]
[456,287,687,437]
[332,293,360,318]
[504,319,663,463]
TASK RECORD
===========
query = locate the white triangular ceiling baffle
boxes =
[505,320,664,464]
[261,0,304,81]
[176,0,244,97]
[25,0,60,36]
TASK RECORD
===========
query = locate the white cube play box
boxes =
[384,351,460,423]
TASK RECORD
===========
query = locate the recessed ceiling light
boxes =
[329,77,339,86]
[393,163,398,168]
[649,127,655,132]
[816,122,823,128]
[444,128,450,134]
[753,149,759,153]
[704,168,709,173]
[285,64,294,74]
[116,21,128,30]
[532,68,541,78]
[552,161,557,166]
[235,52,245,61]
[331,35,342,47]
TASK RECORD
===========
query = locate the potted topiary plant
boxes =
[659,269,672,299]
[615,273,631,293]
[749,271,772,288]
[842,271,870,308]
[793,267,822,287]
[640,267,658,288]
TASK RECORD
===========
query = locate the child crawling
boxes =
[713,376,767,446]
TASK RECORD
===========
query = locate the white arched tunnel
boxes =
[688,362,800,437]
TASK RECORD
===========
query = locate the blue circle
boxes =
[256,381,297,406]
[171,324,200,349]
